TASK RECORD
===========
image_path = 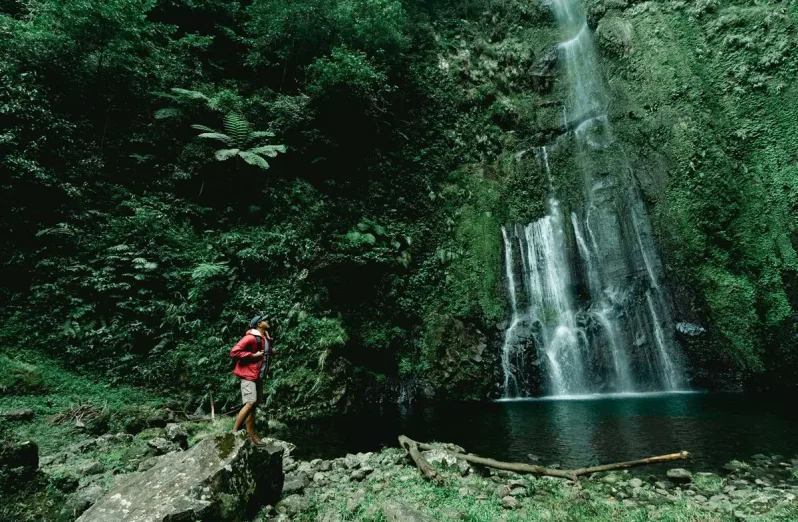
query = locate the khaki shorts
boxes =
[240,379,263,405]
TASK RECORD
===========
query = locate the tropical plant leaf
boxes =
[171,88,208,100]
[195,132,233,145]
[214,148,240,161]
[248,144,286,158]
[239,151,270,170]
[191,262,229,281]
[223,113,251,147]
[190,124,217,133]
[246,130,276,145]
[154,107,182,119]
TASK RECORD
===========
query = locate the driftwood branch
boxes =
[398,435,690,483]
[397,435,439,482]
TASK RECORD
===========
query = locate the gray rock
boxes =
[622,499,637,508]
[315,511,344,522]
[501,495,521,509]
[345,490,366,513]
[276,494,310,516]
[423,448,458,469]
[383,501,437,522]
[603,474,619,484]
[694,495,708,502]
[628,478,643,488]
[76,432,283,522]
[69,439,98,454]
[164,423,188,449]
[319,460,333,472]
[494,484,512,497]
[282,479,305,495]
[723,460,749,473]
[39,452,68,467]
[78,461,103,476]
[78,484,104,505]
[350,466,374,481]
[0,408,34,421]
[676,322,706,336]
[147,437,180,455]
[284,471,310,487]
[69,484,105,516]
[137,457,159,472]
[344,453,361,469]
[667,468,693,483]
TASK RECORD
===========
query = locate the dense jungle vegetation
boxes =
[2,0,798,420]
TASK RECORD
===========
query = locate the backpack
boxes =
[229,333,271,371]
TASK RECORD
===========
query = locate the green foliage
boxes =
[0,355,45,395]
[5,0,798,417]
[191,113,286,170]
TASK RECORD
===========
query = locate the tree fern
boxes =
[190,113,285,171]
[223,113,251,148]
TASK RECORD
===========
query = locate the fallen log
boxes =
[398,435,690,483]
[398,435,439,482]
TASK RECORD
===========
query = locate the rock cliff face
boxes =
[423,0,798,396]
[76,432,283,522]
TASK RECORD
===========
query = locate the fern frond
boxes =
[191,262,229,281]
[214,148,240,161]
[195,132,233,145]
[238,151,270,170]
[155,108,182,119]
[246,130,276,145]
[223,113,251,147]
[190,124,217,133]
[170,88,208,101]
[247,144,286,158]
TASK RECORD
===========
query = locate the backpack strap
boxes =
[246,333,265,353]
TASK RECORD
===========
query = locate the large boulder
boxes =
[76,432,283,522]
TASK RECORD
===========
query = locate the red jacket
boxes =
[230,329,273,381]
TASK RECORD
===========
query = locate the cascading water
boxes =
[499,0,687,397]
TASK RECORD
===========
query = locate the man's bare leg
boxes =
[233,402,254,432]
[245,406,259,440]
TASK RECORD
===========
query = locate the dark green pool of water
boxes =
[285,392,798,472]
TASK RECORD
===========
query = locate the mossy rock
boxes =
[692,472,723,493]
[0,355,45,395]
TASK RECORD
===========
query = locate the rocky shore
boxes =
[266,443,798,522]
[3,413,797,521]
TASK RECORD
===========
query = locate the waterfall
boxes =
[499,0,686,397]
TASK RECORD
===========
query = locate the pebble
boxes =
[628,478,643,488]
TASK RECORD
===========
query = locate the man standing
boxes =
[230,314,273,445]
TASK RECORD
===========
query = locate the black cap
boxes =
[250,314,269,329]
